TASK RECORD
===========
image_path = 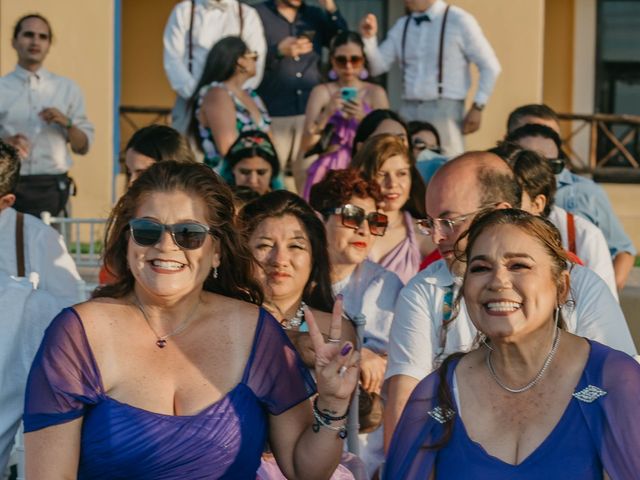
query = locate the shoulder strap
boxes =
[16,212,25,278]
[238,2,244,37]
[437,5,451,97]
[567,211,577,255]
[401,15,411,93]
[188,0,196,74]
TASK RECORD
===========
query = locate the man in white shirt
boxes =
[359,0,501,156]
[0,14,94,219]
[383,151,637,451]
[163,0,267,132]
[0,140,80,474]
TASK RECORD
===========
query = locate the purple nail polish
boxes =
[340,343,352,356]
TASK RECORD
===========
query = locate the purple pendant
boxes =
[156,339,167,348]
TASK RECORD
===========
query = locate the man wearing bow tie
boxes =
[163,0,267,132]
[359,0,500,156]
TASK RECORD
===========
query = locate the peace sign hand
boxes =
[305,296,359,411]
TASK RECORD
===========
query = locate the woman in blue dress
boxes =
[24,162,360,479]
[385,209,640,479]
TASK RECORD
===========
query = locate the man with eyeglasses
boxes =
[505,112,636,292]
[359,0,500,156]
[382,151,637,453]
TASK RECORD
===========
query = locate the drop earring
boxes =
[359,69,369,80]
[213,267,218,279]
[328,69,338,80]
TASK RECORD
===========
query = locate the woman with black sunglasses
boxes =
[296,31,389,198]
[310,168,404,478]
[23,162,360,479]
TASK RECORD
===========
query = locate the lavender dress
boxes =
[302,103,372,200]
[24,307,315,479]
[371,211,421,285]
[384,340,640,479]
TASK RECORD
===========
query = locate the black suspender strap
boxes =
[188,0,196,74]
[400,5,451,99]
[16,212,25,278]
[437,5,451,97]
[239,2,244,37]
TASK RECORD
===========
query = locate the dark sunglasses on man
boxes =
[548,157,565,175]
[324,204,388,236]
[129,218,215,250]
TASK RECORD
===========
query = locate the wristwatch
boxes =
[472,102,485,112]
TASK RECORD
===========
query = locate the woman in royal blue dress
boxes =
[24,162,360,479]
[385,209,640,479]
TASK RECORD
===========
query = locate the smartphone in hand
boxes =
[340,87,358,103]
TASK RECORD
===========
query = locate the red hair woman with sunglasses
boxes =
[310,169,404,478]
[23,162,359,479]
[296,31,389,198]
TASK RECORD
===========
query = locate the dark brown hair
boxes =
[0,140,21,196]
[308,168,383,217]
[94,161,263,305]
[511,149,557,218]
[430,209,572,449]
[350,134,426,218]
[13,14,52,40]
[239,190,334,313]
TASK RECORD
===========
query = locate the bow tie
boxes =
[414,14,431,25]
[203,0,229,11]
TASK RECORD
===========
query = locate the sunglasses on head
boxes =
[333,55,364,68]
[547,158,565,175]
[325,204,388,236]
[129,218,214,250]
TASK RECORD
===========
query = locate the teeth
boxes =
[486,301,521,312]
[151,260,184,270]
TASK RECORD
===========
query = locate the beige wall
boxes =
[452,0,545,150]
[0,0,115,219]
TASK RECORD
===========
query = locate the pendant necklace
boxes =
[485,327,561,394]
[268,301,306,330]
[134,295,201,348]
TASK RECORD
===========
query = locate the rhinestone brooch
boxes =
[573,385,607,403]
[428,406,455,424]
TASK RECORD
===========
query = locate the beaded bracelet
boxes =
[312,409,348,439]
[313,396,348,422]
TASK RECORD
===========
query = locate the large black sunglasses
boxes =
[547,158,565,175]
[324,204,388,236]
[128,218,214,250]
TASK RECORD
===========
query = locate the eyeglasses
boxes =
[416,206,493,236]
[325,204,388,236]
[244,51,259,61]
[547,158,565,175]
[333,55,364,68]
[413,139,441,154]
[129,218,214,250]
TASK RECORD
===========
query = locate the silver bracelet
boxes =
[312,409,347,439]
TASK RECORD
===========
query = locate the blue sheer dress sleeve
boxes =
[246,309,316,415]
[23,308,103,432]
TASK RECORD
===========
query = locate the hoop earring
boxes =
[359,68,369,80]
[328,69,338,80]
[554,306,560,327]
[213,267,218,279]
[481,334,493,351]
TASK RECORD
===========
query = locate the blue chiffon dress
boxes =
[384,340,640,479]
[24,307,316,479]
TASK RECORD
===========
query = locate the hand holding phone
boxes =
[340,87,358,103]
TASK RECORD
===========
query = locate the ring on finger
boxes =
[338,365,348,376]
[327,337,341,344]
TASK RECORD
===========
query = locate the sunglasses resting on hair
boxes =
[129,218,214,250]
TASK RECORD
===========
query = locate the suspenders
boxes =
[187,0,245,74]
[401,5,451,98]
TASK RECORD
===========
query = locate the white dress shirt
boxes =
[387,259,637,382]
[0,207,81,301]
[548,205,618,299]
[363,0,501,104]
[0,66,94,175]
[163,0,267,99]
[332,259,403,354]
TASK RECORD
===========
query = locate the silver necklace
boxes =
[134,295,200,348]
[485,327,561,394]
[281,301,306,330]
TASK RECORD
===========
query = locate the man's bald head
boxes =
[426,151,521,273]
